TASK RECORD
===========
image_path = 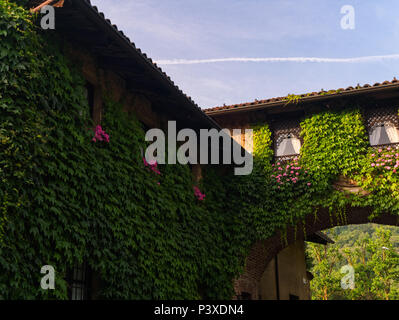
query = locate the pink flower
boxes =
[371,163,375,167]
[307,183,311,186]
[193,186,205,201]
[144,158,162,175]
[92,125,110,143]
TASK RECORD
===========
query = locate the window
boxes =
[84,82,95,119]
[369,123,399,146]
[276,134,301,157]
[365,107,399,147]
[68,262,91,300]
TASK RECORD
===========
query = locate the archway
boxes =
[234,205,399,299]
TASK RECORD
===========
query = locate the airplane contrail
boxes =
[156,54,399,65]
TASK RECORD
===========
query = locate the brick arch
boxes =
[234,205,399,299]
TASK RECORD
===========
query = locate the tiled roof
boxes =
[204,78,399,114]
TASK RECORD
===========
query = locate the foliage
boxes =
[307,226,399,300]
[247,107,399,242]
[284,94,301,105]
[329,223,399,250]
[0,1,252,299]
[307,240,343,300]
[271,158,312,191]
[241,109,370,242]
[300,109,369,188]
[353,146,399,218]
[252,124,273,165]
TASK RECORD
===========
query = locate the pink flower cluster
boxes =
[92,125,110,143]
[370,147,399,173]
[271,158,311,189]
[143,158,161,175]
[193,186,206,201]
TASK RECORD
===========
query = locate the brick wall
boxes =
[233,205,398,299]
[65,43,163,129]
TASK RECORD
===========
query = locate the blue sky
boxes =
[90,0,399,108]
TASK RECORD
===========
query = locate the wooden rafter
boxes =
[31,0,64,13]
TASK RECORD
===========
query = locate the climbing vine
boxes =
[246,107,399,246]
[0,0,255,300]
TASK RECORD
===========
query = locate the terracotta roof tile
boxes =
[204,78,399,113]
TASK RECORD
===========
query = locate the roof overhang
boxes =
[30,0,220,131]
[306,231,335,245]
[205,82,399,117]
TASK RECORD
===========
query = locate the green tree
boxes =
[343,228,399,300]
[307,241,344,300]
[308,226,399,300]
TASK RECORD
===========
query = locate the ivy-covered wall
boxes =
[0,1,252,299]
[249,107,399,235]
[1,1,399,300]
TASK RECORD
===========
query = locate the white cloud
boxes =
[156,54,399,65]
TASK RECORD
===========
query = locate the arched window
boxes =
[369,123,399,146]
[276,134,301,157]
